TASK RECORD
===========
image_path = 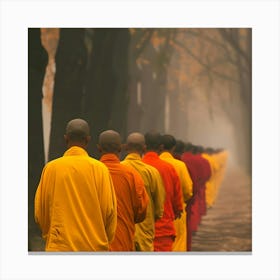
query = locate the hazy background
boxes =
[28,28,252,249]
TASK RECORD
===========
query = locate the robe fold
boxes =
[160,151,193,251]
[101,153,149,251]
[181,152,210,250]
[122,153,165,251]
[142,151,183,251]
[201,153,219,208]
[35,146,117,251]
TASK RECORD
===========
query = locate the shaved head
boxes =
[161,134,176,150]
[144,131,162,151]
[98,130,121,153]
[126,132,145,153]
[127,132,145,145]
[65,119,90,146]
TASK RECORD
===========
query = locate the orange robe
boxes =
[35,146,117,251]
[100,153,149,251]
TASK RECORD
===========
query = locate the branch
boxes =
[133,28,155,59]
[173,39,239,84]
[219,28,251,66]
[183,29,250,75]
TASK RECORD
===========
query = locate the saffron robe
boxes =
[201,153,219,207]
[122,153,165,251]
[142,152,183,251]
[34,146,117,251]
[160,151,193,252]
[101,153,149,251]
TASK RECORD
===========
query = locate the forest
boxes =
[28,28,252,248]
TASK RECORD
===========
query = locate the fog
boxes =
[42,74,239,168]
[40,28,251,173]
[29,28,252,251]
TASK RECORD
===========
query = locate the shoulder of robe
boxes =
[43,157,63,170]
[87,157,111,171]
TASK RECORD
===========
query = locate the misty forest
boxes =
[28,28,252,251]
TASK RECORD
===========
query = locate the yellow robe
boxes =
[34,146,117,251]
[122,153,166,251]
[202,150,228,207]
[201,153,219,208]
[160,151,193,251]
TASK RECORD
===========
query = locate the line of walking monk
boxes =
[34,118,228,252]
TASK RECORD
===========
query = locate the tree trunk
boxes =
[232,102,251,173]
[235,29,252,174]
[225,80,251,174]
[28,28,48,249]
[48,28,87,161]
[126,65,143,133]
[84,28,130,156]
[218,28,252,174]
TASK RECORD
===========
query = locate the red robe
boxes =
[142,152,183,251]
[181,152,211,250]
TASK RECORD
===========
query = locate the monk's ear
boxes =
[142,144,147,153]
[122,143,128,151]
[97,144,102,153]
[85,135,91,145]
[159,144,164,152]
[64,134,69,144]
[118,144,122,153]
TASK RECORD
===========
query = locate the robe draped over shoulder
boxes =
[35,146,117,252]
[142,152,183,246]
[160,151,193,251]
[101,153,149,251]
[122,153,165,251]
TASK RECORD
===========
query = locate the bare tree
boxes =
[171,28,252,173]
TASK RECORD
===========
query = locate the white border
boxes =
[1,0,279,279]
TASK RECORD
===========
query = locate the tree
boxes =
[28,28,48,248]
[48,28,87,161]
[83,28,130,155]
[170,28,252,173]
[127,28,176,134]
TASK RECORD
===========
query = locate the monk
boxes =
[98,130,149,251]
[201,147,219,208]
[181,143,211,251]
[142,131,183,251]
[121,132,166,251]
[194,145,211,218]
[34,119,117,251]
[210,148,229,203]
[159,134,193,251]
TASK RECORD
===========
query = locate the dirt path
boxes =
[191,166,252,252]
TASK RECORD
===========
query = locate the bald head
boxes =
[145,131,162,151]
[126,132,145,154]
[161,134,176,151]
[64,118,90,148]
[98,130,121,154]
